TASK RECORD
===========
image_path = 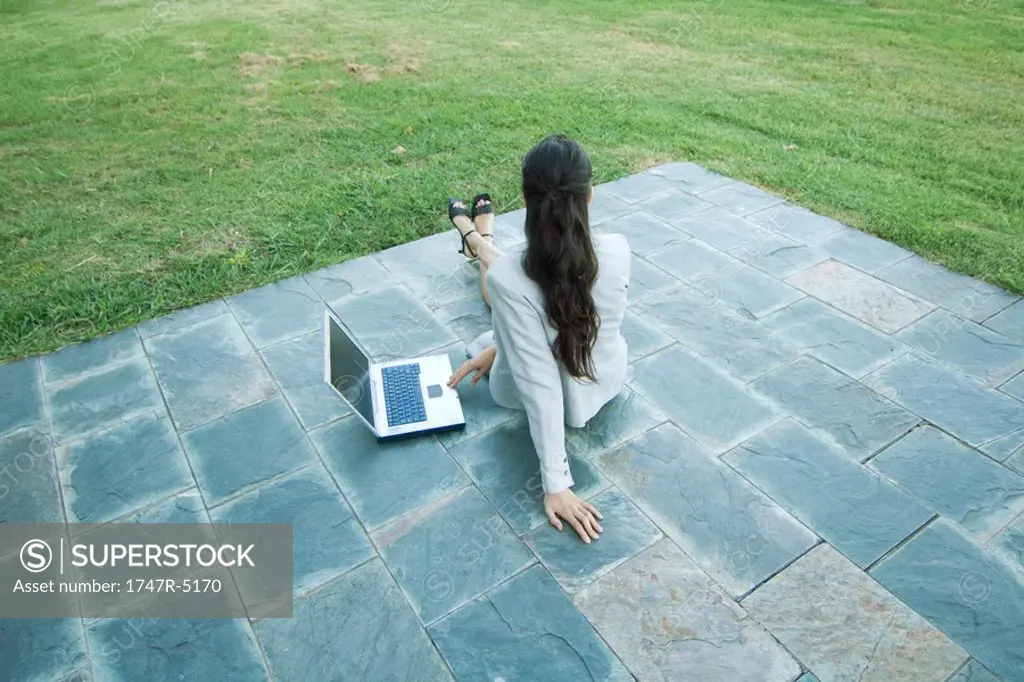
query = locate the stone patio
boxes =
[3,163,1024,681]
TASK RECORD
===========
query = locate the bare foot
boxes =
[474,197,495,238]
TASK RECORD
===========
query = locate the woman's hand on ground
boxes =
[447,346,497,388]
[544,489,603,544]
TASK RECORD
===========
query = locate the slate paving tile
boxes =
[597,423,817,597]
[666,205,789,256]
[646,161,734,194]
[58,413,193,524]
[575,538,801,682]
[819,227,915,274]
[985,300,1024,342]
[762,297,907,378]
[746,203,846,244]
[870,426,1024,540]
[594,210,691,257]
[144,314,277,432]
[1009,449,1024,476]
[753,356,919,461]
[948,659,1003,682]
[447,418,608,533]
[47,357,166,443]
[433,294,492,345]
[261,331,350,430]
[524,488,662,592]
[631,346,783,453]
[746,543,967,682]
[599,172,676,204]
[980,429,1024,465]
[787,259,934,333]
[736,234,828,279]
[725,420,933,567]
[626,254,679,304]
[227,275,324,349]
[863,353,1024,459]
[304,254,395,304]
[128,489,208,524]
[620,309,674,363]
[89,618,269,682]
[588,190,635,226]
[649,240,803,319]
[328,285,457,361]
[41,328,142,384]
[0,357,43,438]
[257,559,450,682]
[565,387,666,461]
[634,288,797,381]
[646,231,733,277]
[696,180,784,216]
[0,616,88,682]
[897,310,1024,386]
[870,519,1024,680]
[210,467,373,596]
[1001,371,1024,402]
[310,415,468,531]
[375,232,481,307]
[635,187,714,224]
[493,207,527,247]
[136,299,229,339]
[181,396,318,505]
[0,426,62,523]
[429,565,631,682]
[377,486,535,624]
[876,256,1019,323]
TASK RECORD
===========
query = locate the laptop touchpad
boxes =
[427,384,443,399]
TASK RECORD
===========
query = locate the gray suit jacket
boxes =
[485,233,631,493]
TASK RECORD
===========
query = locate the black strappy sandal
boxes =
[470,193,493,220]
[449,197,479,259]
[470,193,495,244]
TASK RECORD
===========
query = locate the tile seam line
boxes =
[872,349,1024,423]
[735,538,827,605]
[863,513,939,574]
[202,460,322,514]
[41,348,147,390]
[138,323,266,676]
[221,298,355,682]
[980,296,1022,325]
[421,557,540,629]
[136,301,231,341]
[38,353,95,678]
[721,447,930,570]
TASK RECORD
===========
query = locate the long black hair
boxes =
[521,134,600,382]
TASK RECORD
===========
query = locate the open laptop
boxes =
[323,308,465,441]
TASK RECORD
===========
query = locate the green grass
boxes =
[1,0,1022,361]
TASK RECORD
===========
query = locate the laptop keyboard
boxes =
[382,363,427,428]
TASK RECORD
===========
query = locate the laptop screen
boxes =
[326,313,376,426]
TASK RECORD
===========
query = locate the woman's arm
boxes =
[488,275,603,543]
[488,278,573,494]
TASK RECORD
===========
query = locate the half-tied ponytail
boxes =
[521,134,600,382]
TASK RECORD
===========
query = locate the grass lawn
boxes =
[1,0,1022,361]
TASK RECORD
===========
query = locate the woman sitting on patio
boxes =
[446,134,630,545]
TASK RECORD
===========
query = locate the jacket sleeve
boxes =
[487,273,573,494]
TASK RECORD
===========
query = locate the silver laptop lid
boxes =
[324,309,377,430]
